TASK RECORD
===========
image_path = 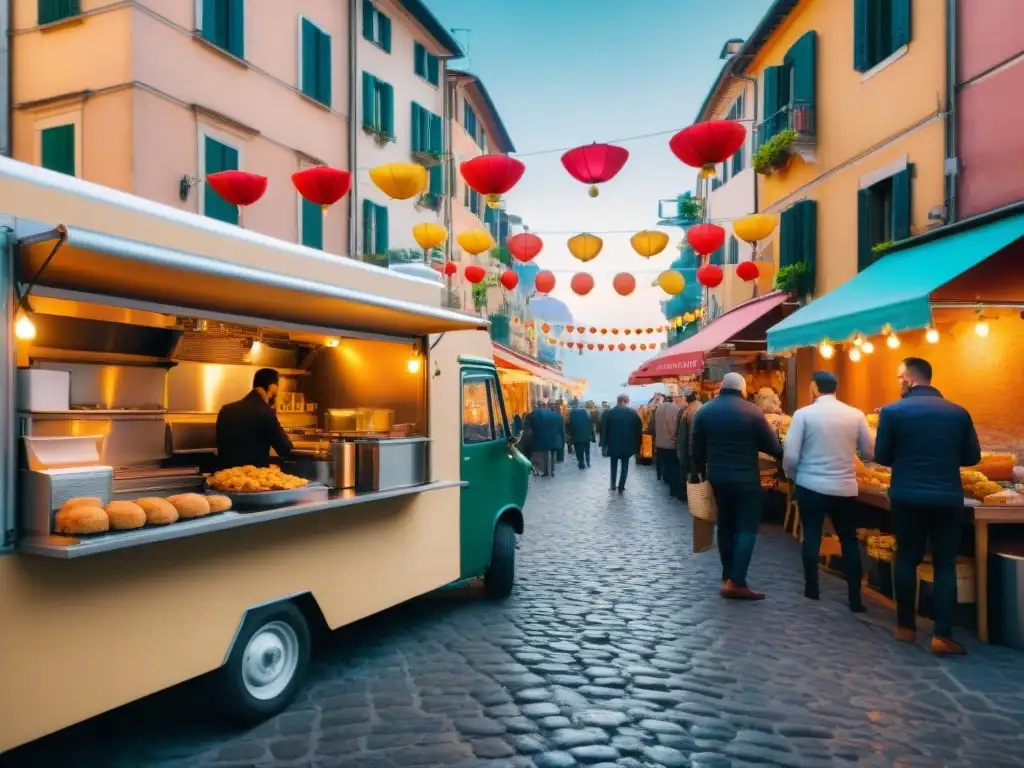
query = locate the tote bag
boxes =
[686,473,718,523]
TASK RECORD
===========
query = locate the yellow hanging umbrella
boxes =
[567,233,603,262]
[630,230,670,258]
[412,222,448,250]
[657,270,686,296]
[369,162,427,200]
[456,228,496,256]
[732,213,777,244]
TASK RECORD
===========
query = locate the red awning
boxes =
[629,291,792,384]
[492,343,586,392]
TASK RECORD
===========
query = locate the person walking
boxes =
[527,400,553,476]
[676,388,702,496]
[598,402,612,457]
[874,357,980,656]
[604,394,643,493]
[567,399,595,469]
[691,373,782,600]
[653,395,682,498]
[548,401,565,472]
[783,371,874,612]
[646,394,665,480]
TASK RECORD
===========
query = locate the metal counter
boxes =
[18,480,466,560]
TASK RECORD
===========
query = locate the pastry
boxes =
[104,501,147,530]
[136,497,178,525]
[54,505,109,535]
[206,494,233,514]
[59,497,103,515]
[167,493,212,519]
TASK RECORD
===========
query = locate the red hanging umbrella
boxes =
[460,155,526,207]
[206,171,267,225]
[736,261,760,282]
[697,263,724,288]
[506,232,543,262]
[686,223,726,258]
[291,166,351,210]
[535,271,556,294]
[442,261,457,277]
[499,269,519,290]
[465,264,486,284]
[669,120,747,177]
[560,142,629,197]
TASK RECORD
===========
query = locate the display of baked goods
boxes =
[208,465,309,493]
[167,493,213,519]
[104,501,146,531]
[207,494,233,514]
[966,452,1015,482]
[982,489,1024,505]
[54,505,109,535]
[59,497,103,515]
[136,497,179,525]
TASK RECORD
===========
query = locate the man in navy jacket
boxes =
[874,357,981,656]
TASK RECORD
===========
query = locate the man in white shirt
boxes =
[783,372,874,612]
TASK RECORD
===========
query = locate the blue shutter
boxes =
[380,81,394,138]
[429,113,442,153]
[302,198,324,250]
[427,54,440,87]
[853,0,870,71]
[361,0,373,41]
[891,0,911,52]
[411,103,421,151]
[891,165,912,241]
[361,72,374,128]
[317,28,332,107]
[374,204,389,254]
[227,0,244,58]
[362,198,374,255]
[857,188,872,271]
[201,0,219,44]
[41,124,75,176]
[379,13,391,53]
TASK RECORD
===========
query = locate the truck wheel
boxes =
[484,520,516,599]
[217,601,310,722]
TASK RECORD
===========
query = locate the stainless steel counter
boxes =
[18,480,466,560]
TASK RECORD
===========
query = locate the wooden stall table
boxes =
[973,505,1024,643]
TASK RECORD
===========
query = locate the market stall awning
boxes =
[492,344,586,392]
[630,291,792,384]
[767,212,1024,352]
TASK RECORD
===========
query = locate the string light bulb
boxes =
[326,338,340,348]
[15,312,36,341]
[407,356,422,374]
[925,327,940,344]
[862,340,875,354]
[975,318,990,338]
[818,340,835,360]
[849,347,862,362]
[852,334,864,347]
[886,332,901,349]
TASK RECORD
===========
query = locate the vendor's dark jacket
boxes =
[874,385,981,508]
[527,408,557,452]
[604,405,643,458]
[598,408,611,446]
[691,389,781,489]
[567,407,594,444]
[216,390,294,469]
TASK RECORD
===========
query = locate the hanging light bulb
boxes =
[15,312,36,341]
[818,340,835,359]
[250,339,262,354]
[849,347,862,362]
[975,316,990,338]
[326,338,340,348]
[407,356,422,374]
[886,332,901,349]
[852,334,864,347]
[862,340,875,354]
[925,327,939,344]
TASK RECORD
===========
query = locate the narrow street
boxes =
[6,463,1024,768]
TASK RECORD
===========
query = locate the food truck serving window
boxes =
[463,376,504,444]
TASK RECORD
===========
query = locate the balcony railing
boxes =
[754,100,816,152]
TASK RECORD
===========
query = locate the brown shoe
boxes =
[894,627,917,644]
[721,580,766,600]
[931,636,967,656]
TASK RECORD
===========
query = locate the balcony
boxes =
[753,101,816,164]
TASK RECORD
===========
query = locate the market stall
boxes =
[492,343,586,431]
[767,206,1024,642]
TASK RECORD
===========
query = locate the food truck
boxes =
[0,158,532,752]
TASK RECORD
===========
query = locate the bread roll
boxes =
[206,494,233,514]
[136,497,178,525]
[105,501,146,530]
[54,505,109,535]
[167,493,211,519]
[59,497,103,515]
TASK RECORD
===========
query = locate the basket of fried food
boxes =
[207,465,312,509]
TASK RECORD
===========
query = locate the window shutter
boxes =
[710,245,724,266]
[411,103,421,151]
[797,199,817,291]
[203,137,239,224]
[762,65,781,144]
[427,55,440,87]
[361,0,373,41]
[786,31,816,108]
[853,0,870,71]
[379,14,391,53]
[374,204,389,254]
[857,188,872,271]
[728,237,738,265]
[302,198,324,250]
[891,0,911,53]
[380,81,394,138]
[227,0,244,58]
[362,198,374,255]
[361,72,374,128]
[201,0,219,42]
[429,113,442,152]
[40,0,80,24]
[429,165,442,196]
[317,29,332,107]
[300,19,317,99]
[891,164,913,241]
[41,124,75,176]
[779,205,796,268]
[413,42,425,77]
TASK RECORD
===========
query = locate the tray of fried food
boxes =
[207,465,313,508]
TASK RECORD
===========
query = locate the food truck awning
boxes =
[492,343,586,392]
[18,226,487,338]
[767,211,1024,352]
[629,291,792,384]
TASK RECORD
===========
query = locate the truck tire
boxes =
[217,601,310,722]
[484,520,516,599]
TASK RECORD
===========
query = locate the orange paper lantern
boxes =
[612,273,636,296]
[535,271,556,294]
[570,273,595,296]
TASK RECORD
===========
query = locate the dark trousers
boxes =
[713,484,762,587]
[656,448,680,496]
[610,455,630,489]
[574,442,591,468]
[796,486,863,606]
[892,502,963,638]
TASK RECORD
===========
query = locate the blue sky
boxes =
[425,0,774,402]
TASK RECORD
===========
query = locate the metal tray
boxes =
[208,483,326,510]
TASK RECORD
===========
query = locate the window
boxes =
[38,0,80,25]
[480,132,489,154]
[40,124,75,176]
[854,0,910,72]
[464,187,481,217]
[464,103,478,143]
[300,17,332,107]
[361,73,394,138]
[709,244,724,266]
[462,377,503,444]
[858,165,912,271]
[411,102,441,154]
[428,164,443,198]
[761,31,816,147]
[728,95,745,175]
[413,42,440,87]
[362,198,389,256]
[362,0,391,52]
[779,199,818,288]
[202,134,240,224]
[199,0,245,59]
[301,198,323,250]
[727,236,739,266]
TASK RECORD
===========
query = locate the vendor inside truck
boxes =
[216,367,294,469]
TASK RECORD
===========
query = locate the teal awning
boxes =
[767,213,1024,352]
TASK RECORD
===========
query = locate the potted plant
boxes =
[471,281,489,313]
[362,252,390,268]
[773,260,811,295]
[676,195,704,223]
[753,129,797,176]
[362,122,394,147]
[412,148,444,167]
[415,193,443,212]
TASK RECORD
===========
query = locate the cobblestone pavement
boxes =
[7,462,1024,768]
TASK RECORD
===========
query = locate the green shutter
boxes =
[762,65,780,144]
[202,0,219,43]
[429,165,442,196]
[891,0,911,52]
[414,42,425,77]
[227,0,244,58]
[427,55,440,87]
[374,204,389,254]
[362,198,374,255]
[380,81,394,138]
[786,31,816,108]
[410,103,421,151]
[891,164,912,241]
[361,72,374,128]
[41,124,75,176]
[302,198,324,250]
[779,205,796,269]
[317,29,332,107]
[857,188,872,271]
[429,113,442,153]
[301,19,318,100]
[203,136,239,225]
[853,0,870,71]
[362,0,373,41]
[39,0,81,25]
[379,13,391,52]
[797,199,817,291]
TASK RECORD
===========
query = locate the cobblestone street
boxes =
[7,462,1024,768]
